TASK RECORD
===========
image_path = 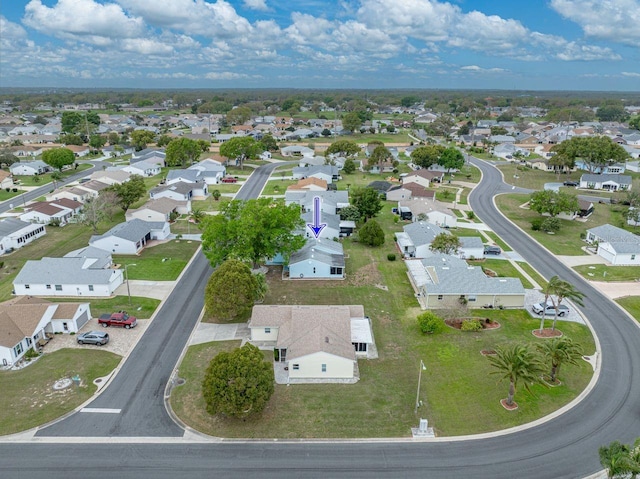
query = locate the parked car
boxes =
[531,302,570,316]
[563,180,579,187]
[221,176,238,183]
[77,331,109,346]
[98,311,137,329]
[483,245,502,255]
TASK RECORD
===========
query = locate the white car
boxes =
[531,302,569,316]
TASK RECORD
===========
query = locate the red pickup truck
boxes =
[221,176,238,183]
[98,311,137,329]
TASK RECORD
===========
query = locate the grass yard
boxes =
[574,264,640,282]
[113,239,200,281]
[171,218,205,235]
[54,295,160,319]
[0,349,121,435]
[616,297,640,321]
[0,188,24,201]
[13,163,93,187]
[172,203,595,438]
[517,262,548,289]
[483,230,512,252]
[192,196,227,212]
[496,163,583,191]
[473,258,534,289]
[455,164,482,184]
[337,172,403,191]
[261,179,298,196]
[435,187,457,203]
[495,193,619,256]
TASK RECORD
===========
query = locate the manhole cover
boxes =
[175,378,186,386]
[53,378,73,390]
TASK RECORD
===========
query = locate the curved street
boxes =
[0,159,638,478]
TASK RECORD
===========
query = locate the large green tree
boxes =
[130,130,156,151]
[342,111,362,133]
[529,190,579,218]
[204,259,266,321]
[350,186,383,220]
[42,147,75,171]
[550,279,584,331]
[438,146,465,173]
[630,115,640,131]
[411,145,444,169]
[219,136,263,170]
[597,103,627,122]
[550,136,628,173]
[325,140,360,158]
[429,232,461,255]
[202,343,274,418]
[61,111,99,134]
[367,145,393,170]
[165,137,201,167]
[109,174,146,211]
[226,106,252,125]
[89,134,106,150]
[358,219,385,246]
[487,344,545,408]
[201,198,305,268]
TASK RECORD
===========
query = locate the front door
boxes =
[279,348,287,362]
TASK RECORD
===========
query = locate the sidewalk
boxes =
[189,322,250,345]
[113,280,176,301]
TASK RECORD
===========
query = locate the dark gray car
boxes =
[77,331,109,346]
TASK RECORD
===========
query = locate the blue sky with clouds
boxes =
[0,0,638,90]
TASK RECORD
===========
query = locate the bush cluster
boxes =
[461,319,483,332]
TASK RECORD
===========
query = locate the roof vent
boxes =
[325,336,329,343]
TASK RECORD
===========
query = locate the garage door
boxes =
[75,310,90,330]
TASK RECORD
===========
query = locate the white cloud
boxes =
[460,65,507,73]
[550,0,640,45]
[243,0,269,11]
[117,0,251,38]
[622,72,640,78]
[23,0,145,44]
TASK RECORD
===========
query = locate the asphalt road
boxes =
[2,158,639,478]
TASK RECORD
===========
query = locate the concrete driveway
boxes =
[113,280,176,300]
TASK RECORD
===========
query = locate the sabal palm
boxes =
[487,344,545,407]
[537,337,583,383]
[189,208,205,225]
[551,279,584,331]
[599,440,638,479]
[539,276,562,332]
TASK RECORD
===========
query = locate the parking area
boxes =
[524,289,585,324]
[43,317,151,358]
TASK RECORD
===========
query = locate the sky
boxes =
[0,0,639,91]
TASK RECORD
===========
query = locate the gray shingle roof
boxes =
[90,219,153,243]
[581,174,632,185]
[301,211,340,231]
[64,246,113,269]
[289,238,344,267]
[166,169,201,183]
[587,224,640,253]
[14,257,117,285]
[460,236,484,249]
[0,218,34,237]
[404,222,447,247]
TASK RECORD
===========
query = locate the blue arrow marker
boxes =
[307,196,326,238]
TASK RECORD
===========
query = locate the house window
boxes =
[88,285,94,292]
[353,342,367,352]
[313,267,316,274]
[292,364,299,370]
[55,285,62,291]
[46,285,51,289]
[468,296,477,302]
[330,267,343,275]
[13,342,23,358]
[437,295,443,300]
[632,255,636,261]
[321,364,327,373]
[264,327,271,334]
[25,285,30,289]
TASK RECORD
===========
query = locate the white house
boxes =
[165,170,211,194]
[459,236,485,260]
[281,145,314,157]
[188,159,226,184]
[586,224,640,265]
[122,161,161,177]
[287,238,345,280]
[126,198,187,222]
[13,248,123,297]
[0,218,46,255]
[248,304,374,383]
[580,174,632,191]
[90,170,131,185]
[292,165,339,184]
[149,181,203,202]
[0,296,92,367]
[45,186,93,203]
[90,219,170,254]
[10,160,51,176]
[395,222,448,258]
[19,199,83,226]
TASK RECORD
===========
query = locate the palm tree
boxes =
[212,189,221,201]
[551,279,585,331]
[537,337,583,383]
[487,344,545,408]
[50,171,62,190]
[599,440,637,479]
[539,276,562,332]
[188,208,205,225]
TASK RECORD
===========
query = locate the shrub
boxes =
[358,219,385,247]
[24,349,40,359]
[531,217,543,231]
[461,319,483,332]
[579,232,586,240]
[541,217,561,232]
[387,253,396,261]
[467,211,475,220]
[417,311,445,334]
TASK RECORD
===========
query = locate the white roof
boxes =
[351,318,373,343]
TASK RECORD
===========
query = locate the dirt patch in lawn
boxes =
[346,254,383,287]
[532,328,564,338]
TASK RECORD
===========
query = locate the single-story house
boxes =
[292,165,340,184]
[130,150,166,167]
[45,186,93,203]
[0,296,92,367]
[122,161,161,177]
[165,170,211,194]
[405,254,525,310]
[402,170,444,188]
[10,160,51,176]
[386,185,413,202]
[367,181,394,195]
[459,236,485,260]
[149,181,204,202]
[188,159,226,184]
[248,304,374,383]
[580,174,632,191]
[398,199,456,229]
[13,249,123,297]
[65,145,90,157]
[90,170,131,185]
[101,145,135,157]
[281,145,314,157]
[131,147,165,160]
[0,218,46,255]
[286,190,349,215]
[89,219,170,254]
[126,197,187,222]
[299,211,343,240]
[287,238,345,280]
[19,199,83,226]
[75,180,111,198]
[0,170,14,189]
[586,224,640,265]
[287,177,328,192]
[395,222,448,259]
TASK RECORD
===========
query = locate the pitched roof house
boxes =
[586,224,640,265]
[287,238,345,280]
[0,218,46,255]
[89,219,170,254]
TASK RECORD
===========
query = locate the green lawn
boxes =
[0,349,121,435]
[435,187,457,202]
[0,188,24,201]
[517,262,548,289]
[455,164,482,183]
[616,297,640,321]
[574,264,640,282]
[496,163,582,191]
[192,196,227,212]
[495,193,620,256]
[113,240,200,281]
[172,203,595,438]
[474,258,534,289]
[54,295,161,319]
[483,230,512,252]
[261,179,298,196]
[13,163,92,187]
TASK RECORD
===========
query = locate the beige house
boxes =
[405,254,525,310]
[90,170,131,185]
[249,305,374,383]
[126,198,188,222]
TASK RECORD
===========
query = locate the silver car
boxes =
[77,331,109,346]
[531,302,570,316]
